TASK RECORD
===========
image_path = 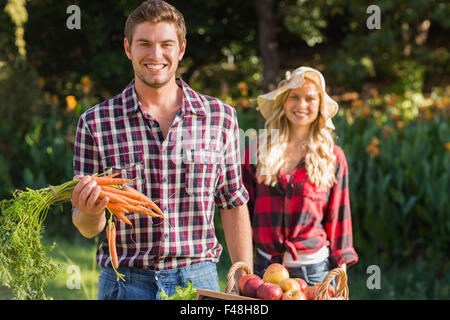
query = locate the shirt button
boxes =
[162,150,166,155]
[162,177,168,183]
[164,233,169,239]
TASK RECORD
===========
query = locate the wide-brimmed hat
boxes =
[256,66,338,129]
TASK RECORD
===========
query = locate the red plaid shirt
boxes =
[73,78,249,270]
[242,143,358,267]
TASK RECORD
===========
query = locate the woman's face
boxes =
[283,79,321,130]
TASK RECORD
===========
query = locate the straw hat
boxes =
[257,66,338,129]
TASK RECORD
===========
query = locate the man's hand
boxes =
[71,175,109,215]
[71,175,109,238]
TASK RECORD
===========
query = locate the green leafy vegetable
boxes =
[159,281,197,300]
[0,180,77,299]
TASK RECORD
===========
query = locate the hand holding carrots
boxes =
[72,172,166,226]
[71,175,109,216]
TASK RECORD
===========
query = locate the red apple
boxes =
[281,290,307,300]
[238,274,260,294]
[256,282,283,300]
[262,263,290,285]
[304,283,335,300]
[293,278,309,292]
[278,278,301,293]
[242,277,264,298]
[304,284,319,300]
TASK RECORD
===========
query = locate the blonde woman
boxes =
[242,67,358,286]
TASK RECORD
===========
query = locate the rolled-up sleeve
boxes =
[214,108,249,209]
[324,149,358,267]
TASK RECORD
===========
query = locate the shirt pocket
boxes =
[184,149,222,195]
[301,180,328,217]
[101,152,145,190]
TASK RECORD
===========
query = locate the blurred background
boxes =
[0,0,448,299]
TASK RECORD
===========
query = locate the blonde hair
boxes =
[256,83,337,190]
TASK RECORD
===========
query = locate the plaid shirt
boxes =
[73,78,249,270]
[242,144,358,267]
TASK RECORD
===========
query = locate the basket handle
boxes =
[315,267,349,300]
[225,261,251,294]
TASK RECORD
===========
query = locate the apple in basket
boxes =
[262,263,290,285]
[242,277,264,298]
[238,274,260,294]
[281,289,307,300]
[279,278,306,300]
[293,278,309,292]
[256,282,283,300]
[304,283,335,300]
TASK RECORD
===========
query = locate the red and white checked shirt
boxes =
[242,143,358,268]
[73,78,249,270]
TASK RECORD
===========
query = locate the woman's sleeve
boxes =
[324,148,359,267]
[241,139,258,219]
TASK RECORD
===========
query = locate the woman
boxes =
[242,66,358,286]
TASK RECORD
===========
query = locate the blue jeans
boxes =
[97,261,220,300]
[253,251,334,287]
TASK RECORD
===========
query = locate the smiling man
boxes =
[71,0,253,300]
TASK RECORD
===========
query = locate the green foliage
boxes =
[333,105,450,271]
[0,191,61,299]
[159,281,197,300]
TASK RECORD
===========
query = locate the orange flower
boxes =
[382,125,393,139]
[351,99,363,109]
[38,77,45,89]
[444,142,450,152]
[366,137,380,158]
[81,76,91,94]
[237,81,248,96]
[66,95,77,111]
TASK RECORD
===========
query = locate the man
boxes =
[71,0,252,300]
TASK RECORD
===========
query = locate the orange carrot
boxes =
[111,209,132,226]
[121,203,160,217]
[123,186,164,216]
[93,176,134,185]
[101,172,120,179]
[106,222,119,269]
[106,203,132,226]
[101,186,162,213]
[99,190,128,205]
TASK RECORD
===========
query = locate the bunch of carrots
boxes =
[86,173,167,281]
[0,170,166,299]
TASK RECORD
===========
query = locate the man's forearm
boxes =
[220,204,253,272]
[72,207,106,239]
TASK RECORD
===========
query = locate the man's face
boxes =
[124,21,186,89]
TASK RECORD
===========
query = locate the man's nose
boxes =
[148,44,163,59]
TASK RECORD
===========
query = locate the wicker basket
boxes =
[195,261,257,300]
[225,261,252,294]
[314,267,349,300]
[196,261,349,300]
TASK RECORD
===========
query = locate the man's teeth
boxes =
[145,64,165,70]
